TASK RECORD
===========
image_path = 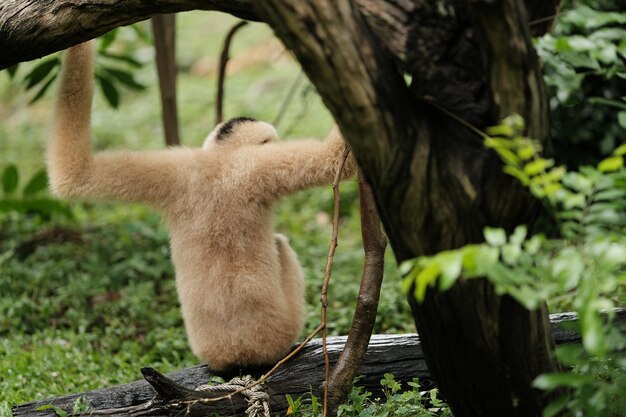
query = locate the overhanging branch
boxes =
[0,0,257,69]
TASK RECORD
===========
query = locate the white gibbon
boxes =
[47,42,355,372]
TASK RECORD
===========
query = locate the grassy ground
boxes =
[0,12,413,416]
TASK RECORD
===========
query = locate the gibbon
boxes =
[47,42,355,371]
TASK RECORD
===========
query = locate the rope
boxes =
[195,375,271,417]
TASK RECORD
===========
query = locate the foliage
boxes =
[536,2,626,166]
[286,375,452,417]
[402,116,626,417]
[0,164,72,219]
[3,26,148,108]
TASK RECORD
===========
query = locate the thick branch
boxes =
[0,0,256,69]
[468,0,549,139]
[327,172,387,416]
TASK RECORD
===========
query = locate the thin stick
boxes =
[215,20,248,124]
[272,71,305,129]
[321,147,351,417]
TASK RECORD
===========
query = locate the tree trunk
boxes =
[151,14,181,146]
[253,1,561,416]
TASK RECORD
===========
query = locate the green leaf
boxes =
[99,50,142,68]
[53,406,70,417]
[618,111,626,130]
[502,243,522,265]
[502,114,524,131]
[2,164,19,194]
[398,259,415,276]
[24,57,60,90]
[581,309,605,356]
[6,63,19,78]
[484,227,506,246]
[614,142,626,156]
[523,235,543,255]
[542,394,570,417]
[554,344,585,366]
[524,158,554,176]
[518,143,538,161]
[532,372,594,390]
[413,262,440,302]
[559,51,600,70]
[587,97,626,111]
[401,274,414,295]
[496,148,523,167]
[97,75,120,108]
[98,28,119,51]
[593,188,626,201]
[35,405,53,411]
[23,169,48,196]
[30,74,58,104]
[102,67,145,90]
[436,251,463,291]
[503,165,530,185]
[486,125,514,137]
[598,156,624,173]
[509,225,527,246]
[565,35,595,51]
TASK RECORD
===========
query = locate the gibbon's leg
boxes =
[274,234,306,321]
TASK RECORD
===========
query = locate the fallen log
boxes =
[12,310,626,417]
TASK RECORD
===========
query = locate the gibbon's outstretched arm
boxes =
[237,126,357,201]
[47,42,186,207]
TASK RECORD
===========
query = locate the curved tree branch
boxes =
[215,20,249,125]
[0,0,257,69]
[326,172,387,416]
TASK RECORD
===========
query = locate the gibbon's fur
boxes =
[47,42,356,371]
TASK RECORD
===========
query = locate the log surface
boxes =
[12,310,624,417]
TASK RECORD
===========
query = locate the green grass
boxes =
[0,12,412,416]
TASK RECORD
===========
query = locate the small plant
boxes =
[285,375,451,417]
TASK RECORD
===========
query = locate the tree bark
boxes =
[151,14,181,146]
[0,0,257,69]
[253,1,560,416]
[326,173,387,416]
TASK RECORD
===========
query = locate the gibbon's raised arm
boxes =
[238,127,357,200]
[47,42,186,207]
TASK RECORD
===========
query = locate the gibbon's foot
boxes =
[216,362,274,380]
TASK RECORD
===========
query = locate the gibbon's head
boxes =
[202,117,278,150]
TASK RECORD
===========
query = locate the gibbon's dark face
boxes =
[202,117,278,150]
